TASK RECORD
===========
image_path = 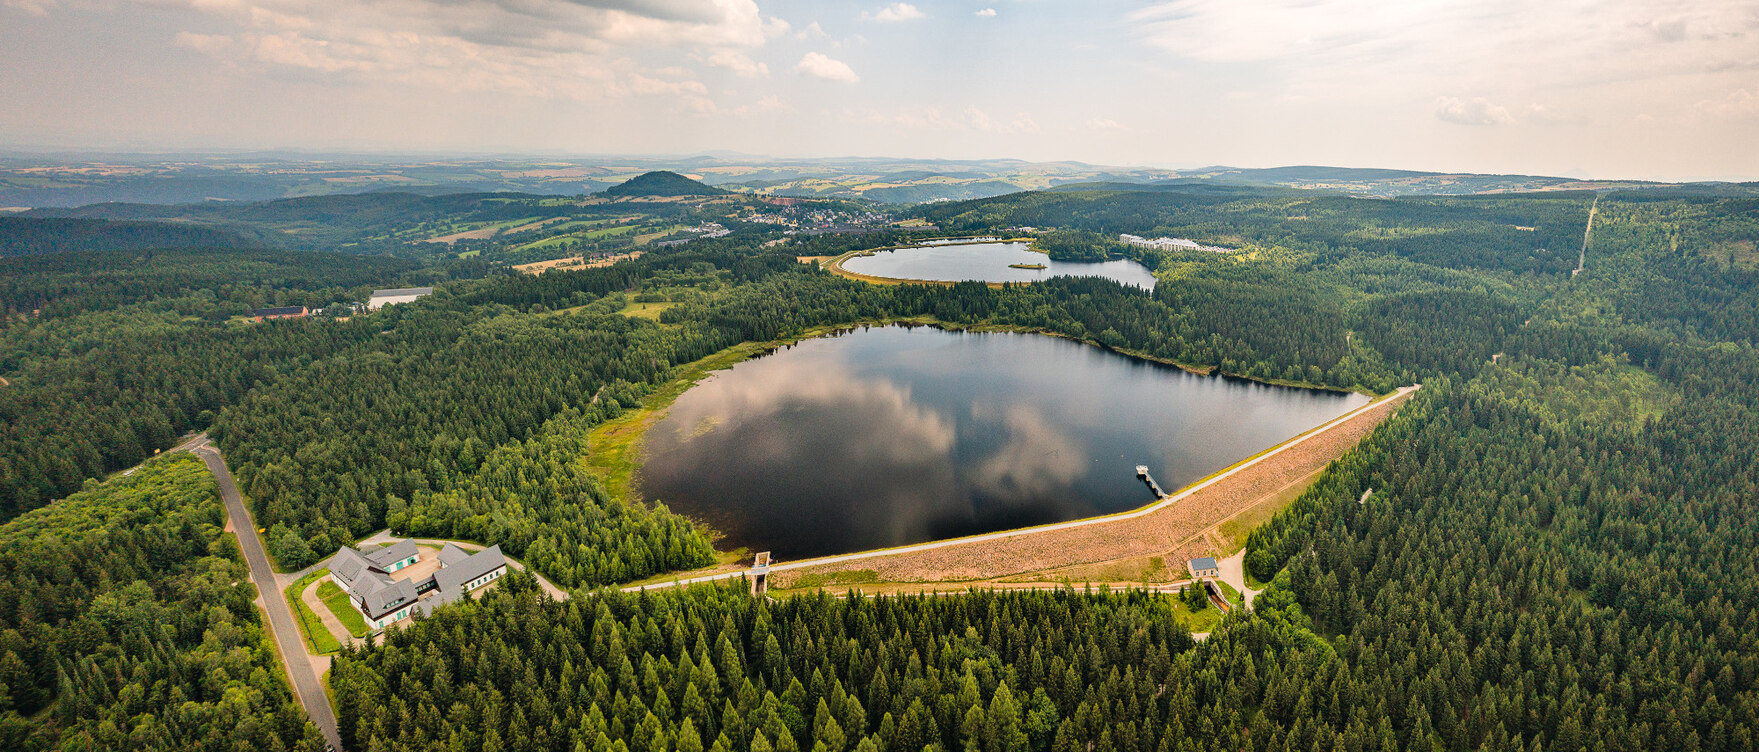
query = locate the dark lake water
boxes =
[639,326,1368,560]
[841,241,1157,289]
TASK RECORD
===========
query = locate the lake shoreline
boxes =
[824,239,1156,289]
[618,322,1372,560]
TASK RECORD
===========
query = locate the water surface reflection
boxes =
[841,242,1157,289]
[639,326,1366,559]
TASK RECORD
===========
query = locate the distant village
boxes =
[1119,234,1235,253]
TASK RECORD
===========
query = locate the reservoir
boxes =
[638,326,1368,560]
[840,241,1157,289]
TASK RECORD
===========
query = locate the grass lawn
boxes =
[284,570,342,654]
[775,569,881,591]
[1216,580,1245,610]
[317,580,370,638]
[618,301,675,320]
[1216,468,1325,551]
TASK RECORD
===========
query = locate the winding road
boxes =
[189,438,344,752]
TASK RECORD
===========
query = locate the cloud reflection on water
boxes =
[640,326,1367,559]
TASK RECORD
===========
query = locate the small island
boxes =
[1008,262,1048,270]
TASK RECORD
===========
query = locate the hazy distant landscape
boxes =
[7,152,1744,211]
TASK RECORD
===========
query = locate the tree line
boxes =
[0,454,321,751]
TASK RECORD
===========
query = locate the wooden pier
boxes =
[1136,465,1166,498]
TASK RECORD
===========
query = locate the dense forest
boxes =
[0,454,321,751]
[330,579,1197,752]
[5,183,1759,752]
[0,217,258,258]
[0,246,450,520]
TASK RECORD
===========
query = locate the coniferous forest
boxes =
[2,184,1757,751]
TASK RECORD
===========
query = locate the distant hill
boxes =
[1048,180,1287,196]
[601,171,727,198]
[1172,165,1676,197]
[0,216,258,257]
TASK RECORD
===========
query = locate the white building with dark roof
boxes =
[329,539,508,630]
[1188,557,1221,579]
[367,287,434,310]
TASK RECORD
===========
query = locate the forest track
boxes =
[190,438,344,751]
[631,384,1418,591]
[1576,194,1599,276]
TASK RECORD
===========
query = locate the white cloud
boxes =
[1696,89,1759,119]
[866,3,925,22]
[173,31,234,54]
[974,8,996,17]
[2,0,56,16]
[1085,118,1124,132]
[798,21,829,39]
[796,52,859,83]
[860,105,1040,134]
[1130,0,1759,98]
[66,0,775,103]
[1434,97,1516,126]
[703,49,769,77]
[1522,103,1585,126]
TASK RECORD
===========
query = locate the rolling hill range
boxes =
[6,153,1750,210]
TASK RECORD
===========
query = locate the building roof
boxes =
[252,306,307,316]
[330,543,424,618]
[433,544,506,595]
[436,542,472,567]
[364,539,419,569]
[370,287,434,297]
[329,547,373,590]
[420,545,508,616]
[357,575,419,617]
[333,539,509,622]
[1189,557,1219,571]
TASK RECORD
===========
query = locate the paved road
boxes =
[1216,550,1261,611]
[191,438,343,751]
[626,384,1421,593]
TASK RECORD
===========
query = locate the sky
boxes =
[2,0,1756,180]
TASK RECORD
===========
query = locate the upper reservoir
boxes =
[841,241,1157,289]
[638,326,1368,560]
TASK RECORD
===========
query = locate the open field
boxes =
[422,216,564,243]
[513,249,646,274]
[513,256,590,274]
[619,301,675,320]
[762,386,1415,587]
[513,220,647,251]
